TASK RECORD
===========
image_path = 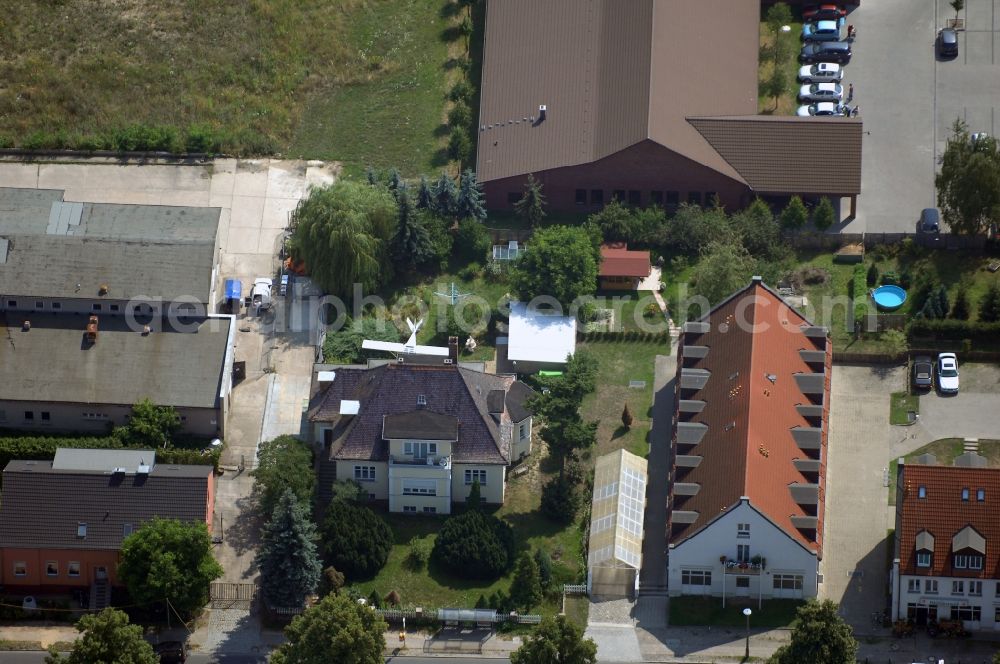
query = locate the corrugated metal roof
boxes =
[689,116,863,195]
[52,448,157,472]
[476,0,758,184]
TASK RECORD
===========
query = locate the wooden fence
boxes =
[784,231,988,251]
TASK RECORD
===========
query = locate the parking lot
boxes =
[848,0,1000,233]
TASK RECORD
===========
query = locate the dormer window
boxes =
[962,488,970,501]
[977,489,985,502]
[954,554,984,570]
[918,486,926,499]
[916,552,932,567]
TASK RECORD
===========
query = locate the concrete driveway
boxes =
[847,0,1000,233]
[820,365,904,632]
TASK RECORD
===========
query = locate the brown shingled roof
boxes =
[688,116,863,195]
[671,279,831,555]
[896,464,1000,578]
[476,0,758,184]
[600,244,651,278]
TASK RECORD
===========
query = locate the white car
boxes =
[937,353,960,393]
[798,82,844,103]
[798,62,843,83]
[797,102,845,117]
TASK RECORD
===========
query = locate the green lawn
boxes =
[886,438,1000,505]
[579,340,665,460]
[588,291,665,333]
[1,0,454,170]
[889,392,919,425]
[669,596,804,628]
[563,595,590,631]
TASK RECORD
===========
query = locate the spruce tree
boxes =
[432,172,459,218]
[467,478,483,510]
[416,175,434,209]
[256,488,322,608]
[950,285,970,320]
[514,174,546,227]
[979,282,1000,322]
[456,169,487,221]
[780,195,808,230]
[621,403,634,430]
[509,552,542,612]
[936,284,950,319]
[386,167,404,194]
[365,166,380,186]
[534,548,553,590]
[392,189,433,270]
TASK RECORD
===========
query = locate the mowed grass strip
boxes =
[0,0,451,169]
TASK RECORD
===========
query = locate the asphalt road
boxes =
[1,655,513,664]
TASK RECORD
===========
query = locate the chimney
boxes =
[21,320,30,331]
[86,315,98,342]
[448,336,459,363]
[98,284,109,296]
[538,104,547,121]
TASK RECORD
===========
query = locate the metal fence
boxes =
[563,584,588,595]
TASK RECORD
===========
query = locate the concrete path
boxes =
[638,353,676,592]
[820,365,903,632]
[583,624,643,663]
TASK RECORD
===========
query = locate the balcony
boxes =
[719,557,767,575]
[389,455,452,469]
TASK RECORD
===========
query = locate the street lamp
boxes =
[743,607,753,660]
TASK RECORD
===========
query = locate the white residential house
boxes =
[891,459,1000,630]
[309,363,534,513]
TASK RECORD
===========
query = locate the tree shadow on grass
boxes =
[426,558,505,591]
[431,148,451,168]
[434,122,451,137]
[440,0,462,18]
[440,26,463,43]
[503,509,573,543]
[611,425,629,440]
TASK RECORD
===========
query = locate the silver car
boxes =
[798,82,844,103]
[797,101,845,117]
[797,62,844,83]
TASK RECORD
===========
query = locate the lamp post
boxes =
[743,607,752,660]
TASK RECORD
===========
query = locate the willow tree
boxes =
[289,181,397,297]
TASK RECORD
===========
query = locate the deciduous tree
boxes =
[270,593,387,664]
[510,615,597,664]
[256,489,322,609]
[936,119,1000,235]
[118,518,222,618]
[768,600,858,664]
[113,399,180,448]
[46,608,156,664]
[510,225,599,309]
[322,317,400,364]
[252,435,315,514]
[689,241,757,309]
[289,182,397,297]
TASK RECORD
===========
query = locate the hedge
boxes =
[578,331,671,343]
[851,264,867,330]
[908,319,1000,342]
[0,434,220,475]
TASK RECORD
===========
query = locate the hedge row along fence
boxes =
[0,434,221,476]
[577,331,671,343]
[850,264,868,331]
[908,319,1000,342]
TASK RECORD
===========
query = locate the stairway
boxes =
[316,459,338,504]
[89,579,110,611]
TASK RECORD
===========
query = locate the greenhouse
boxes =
[587,449,647,598]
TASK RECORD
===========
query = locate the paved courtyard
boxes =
[820,365,903,632]
[848,0,1000,233]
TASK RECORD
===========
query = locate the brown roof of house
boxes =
[600,244,651,278]
[0,459,211,550]
[897,464,1000,577]
[671,279,831,555]
[476,0,758,184]
[689,116,863,195]
[310,365,533,465]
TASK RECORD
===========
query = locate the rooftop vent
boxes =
[112,466,126,474]
[538,104,547,121]
[137,464,150,476]
[142,325,151,335]
[99,284,109,295]
[21,320,30,331]
[766,373,777,384]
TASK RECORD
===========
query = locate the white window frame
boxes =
[907,579,920,593]
[952,580,964,595]
[737,544,750,562]
[916,552,931,567]
[67,562,81,578]
[423,506,437,514]
[13,561,26,577]
[925,579,938,594]
[681,570,712,586]
[464,469,487,486]
[519,422,529,441]
[772,574,803,590]
[404,442,437,459]
[45,561,58,577]
[969,580,983,596]
[354,466,376,482]
[402,506,417,513]
[737,523,750,538]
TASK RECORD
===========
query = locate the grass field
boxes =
[1,0,454,173]
[889,391,919,425]
[669,596,804,628]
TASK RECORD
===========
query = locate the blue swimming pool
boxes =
[872,285,907,311]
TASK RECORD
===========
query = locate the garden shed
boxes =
[587,449,647,598]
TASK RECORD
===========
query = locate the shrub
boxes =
[458,262,483,281]
[540,472,582,523]
[908,318,1000,342]
[534,549,553,590]
[406,535,433,570]
[447,103,473,131]
[185,124,222,153]
[431,510,515,580]
[321,500,393,580]
[866,263,879,287]
[318,566,345,597]
[448,79,473,104]
[850,264,868,331]
[455,218,492,261]
[447,130,473,163]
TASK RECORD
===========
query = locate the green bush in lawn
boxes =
[321,500,393,581]
[431,510,515,580]
[455,217,492,262]
[850,264,867,330]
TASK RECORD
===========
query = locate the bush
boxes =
[447,131,473,163]
[447,103,473,132]
[321,501,393,580]
[0,434,218,474]
[185,124,223,153]
[850,264,868,331]
[455,218,492,261]
[908,318,1000,342]
[458,262,483,281]
[431,510,515,580]
[318,566,345,597]
[448,80,474,104]
[866,263,879,287]
[406,535,433,570]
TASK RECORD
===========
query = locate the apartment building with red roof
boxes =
[891,460,1000,629]
[667,277,831,602]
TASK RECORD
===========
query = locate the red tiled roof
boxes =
[671,280,831,555]
[599,244,651,278]
[897,464,1000,577]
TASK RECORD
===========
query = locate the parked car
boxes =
[800,41,852,64]
[936,353,960,393]
[798,62,844,83]
[912,356,934,390]
[798,82,844,103]
[919,207,940,233]
[797,101,845,117]
[803,4,847,21]
[938,28,959,58]
[153,641,187,663]
[802,19,844,42]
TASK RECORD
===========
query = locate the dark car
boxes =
[153,641,187,663]
[804,4,847,21]
[938,28,958,58]
[800,41,852,65]
[912,356,934,390]
[919,207,940,233]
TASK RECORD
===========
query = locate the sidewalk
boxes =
[383,628,521,658]
[0,624,78,649]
